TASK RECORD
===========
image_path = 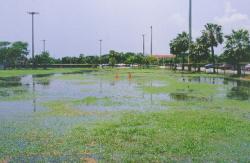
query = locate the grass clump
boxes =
[73,96,122,107]
[41,101,91,117]
[73,96,98,105]
[67,109,250,162]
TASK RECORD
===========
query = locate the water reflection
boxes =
[0,77,22,88]
[181,76,250,101]
[32,76,37,112]
[32,74,53,86]
[170,92,208,101]
[150,80,153,105]
[99,79,103,94]
[227,80,250,100]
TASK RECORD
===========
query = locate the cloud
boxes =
[214,1,249,26]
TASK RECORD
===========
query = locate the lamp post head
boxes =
[27,12,39,15]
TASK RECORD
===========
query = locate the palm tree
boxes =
[201,23,223,73]
[170,32,190,71]
[190,37,210,72]
[224,29,250,75]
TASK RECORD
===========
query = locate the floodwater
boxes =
[0,70,250,161]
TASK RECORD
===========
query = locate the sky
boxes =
[0,0,250,58]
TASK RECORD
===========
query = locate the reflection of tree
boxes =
[0,77,22,88]
[99,79,103,94]
[0,77,29,100]
[32,74,53,86]
[227,86,250,101]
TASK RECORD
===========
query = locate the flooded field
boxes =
[0,69,250,162]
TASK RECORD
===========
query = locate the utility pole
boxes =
[142,34,145,55]
[28,12,39,68]
[41,40,46,53]
[150,26,153,56]
[99,39,102,65]
[188,0,192,64]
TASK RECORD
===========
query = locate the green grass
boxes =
[64,109,250,162]
[41,100,103,117]
[73,96,122,107]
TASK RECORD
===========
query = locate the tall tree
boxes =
[109,50,119,67]
[170,32,190,71]
[0,42,11,65]
[35,52,54,68]
[190,37,210,72]
[223,29,250,75]
[201,23,223,73]
[0,41,28,67]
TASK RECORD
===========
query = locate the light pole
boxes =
[188,0,192,64]
[142,34,145,55]
[28,11,39,68]
[99,39,102,65]
[150,26,153,56]
[189,0,192,42]
[41,40,46,53]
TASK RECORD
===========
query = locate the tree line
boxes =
[1,23,250,75]
[0,43,161,68]
[170,23,250,75]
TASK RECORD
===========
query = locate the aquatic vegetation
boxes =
[1,68,250,162]
[0,87,33,101]
[41,101,97,117]
[73,96,122,107]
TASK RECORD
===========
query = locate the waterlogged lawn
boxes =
[0,68,250,162]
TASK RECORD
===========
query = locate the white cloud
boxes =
[214,1,249,26]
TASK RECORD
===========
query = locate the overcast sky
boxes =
[1,0,250,58]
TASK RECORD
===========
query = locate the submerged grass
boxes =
[0,87,33,101]
[41,101,101,117]
[1,68,250,162]
[73,96,122,107]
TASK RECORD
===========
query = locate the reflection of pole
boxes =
[150,81,153,105]
[32,76,37,112]
[99,79,103,93]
